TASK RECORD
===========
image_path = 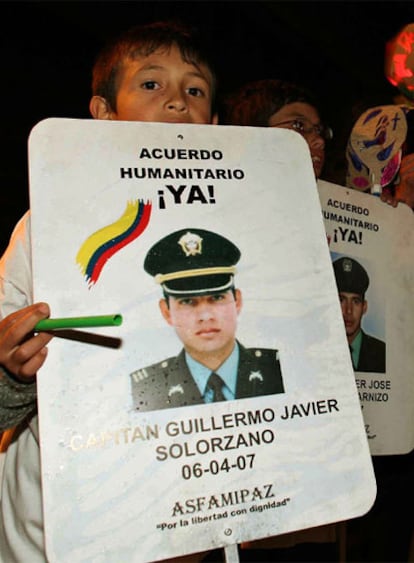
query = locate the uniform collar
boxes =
[185,343,239,398]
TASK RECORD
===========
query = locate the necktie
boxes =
[349,344,355,369]
[207,372,226,402]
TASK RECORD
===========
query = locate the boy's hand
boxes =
[0,303,53,381]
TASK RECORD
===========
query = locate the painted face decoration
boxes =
[346,105,408,193]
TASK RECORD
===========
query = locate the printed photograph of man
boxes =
[333,256,386,373]
[130,228,284,411]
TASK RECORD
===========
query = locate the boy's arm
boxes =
[0,210,33,317]
[0,303,52,431]
[0,210,41,430]
[0,367,37,432]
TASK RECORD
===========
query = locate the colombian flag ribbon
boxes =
[76,199,152,287]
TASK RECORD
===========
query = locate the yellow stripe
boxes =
[155,266,236,284]
[76,200,139,275]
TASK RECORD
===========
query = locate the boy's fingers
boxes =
[12,332,53,365]
[0,302,52,378]
[1,332,52,380]
[12,346,49,381]
[0,302,50,346]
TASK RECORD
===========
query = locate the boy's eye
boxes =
[187,86,204,97]
[141,81,159,90]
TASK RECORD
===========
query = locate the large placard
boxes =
[29,120,375,562]
[318,180,414,455]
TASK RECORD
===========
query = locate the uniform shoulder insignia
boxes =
[247,347,280,360]
[130,368,148,383]
[130,357,174,383]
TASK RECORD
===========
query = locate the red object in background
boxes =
[385,23,414,99]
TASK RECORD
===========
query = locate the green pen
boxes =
[34,314,123,331]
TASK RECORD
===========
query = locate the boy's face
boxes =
[91,45,217,125]
[159,289,242,368]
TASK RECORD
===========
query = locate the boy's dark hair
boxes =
[92,20,217,112]
[222,79,318,127]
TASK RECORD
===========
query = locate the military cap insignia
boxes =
[249,371,264,382]
[343,258,353,272]
[168,384,185,397]
[333,256,370,294]
[178,232,203,257]
[144,227,241,295]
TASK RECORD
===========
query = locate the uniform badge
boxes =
[168,384,185,397]
[249,371,264,382]
[178,232,203,257]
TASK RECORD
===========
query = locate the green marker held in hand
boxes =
[34,314,123,331]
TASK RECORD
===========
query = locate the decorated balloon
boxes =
[348,105,407,195]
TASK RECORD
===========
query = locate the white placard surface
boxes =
[318,180,414,455]
[29,119,376,562]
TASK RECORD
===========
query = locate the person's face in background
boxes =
[268,102,327,179]
[338,291,367,343]
[159,289,242,369]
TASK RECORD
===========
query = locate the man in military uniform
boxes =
[130,228,284,411]
[333,256,386,373]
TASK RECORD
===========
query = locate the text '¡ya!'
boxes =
[120,146,246,209]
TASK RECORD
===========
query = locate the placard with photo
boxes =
[318,179,414,455]
[29,120,375,562]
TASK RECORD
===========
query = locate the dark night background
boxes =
[2,0,414,254]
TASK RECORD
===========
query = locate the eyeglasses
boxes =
[271,118,333,141]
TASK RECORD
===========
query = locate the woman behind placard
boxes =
[221,78,333,181]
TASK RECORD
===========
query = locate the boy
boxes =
[0,19,217,561]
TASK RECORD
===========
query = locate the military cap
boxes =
[333,257,369,295]
[144,228,241,296]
